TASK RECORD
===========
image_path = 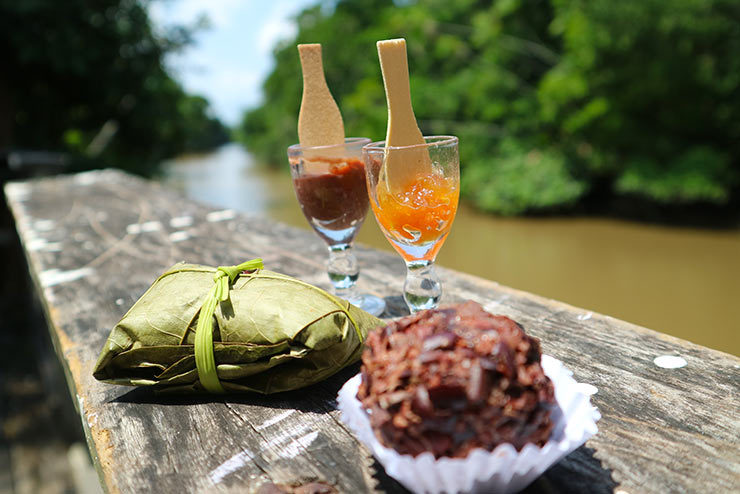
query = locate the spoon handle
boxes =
[377,38,431,187]
[298,43,345,148]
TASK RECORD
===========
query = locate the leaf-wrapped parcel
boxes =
[93,261,383,393]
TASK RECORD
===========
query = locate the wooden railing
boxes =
[4,169,738,493]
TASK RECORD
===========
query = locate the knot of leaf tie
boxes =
[194,258,263,393]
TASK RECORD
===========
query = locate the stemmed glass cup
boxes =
[362,136,459,313]
[287,137,386,316]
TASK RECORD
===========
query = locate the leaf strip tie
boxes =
[194,258,263,393]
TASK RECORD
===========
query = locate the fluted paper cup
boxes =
[337,355,600,494]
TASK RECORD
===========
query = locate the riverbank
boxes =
[159,144,740,355]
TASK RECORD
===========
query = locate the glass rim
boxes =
[288,137,371,153]
[362,135,458,152]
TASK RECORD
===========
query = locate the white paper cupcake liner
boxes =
[337,355,600,494]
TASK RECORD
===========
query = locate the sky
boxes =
[149,0,318,126]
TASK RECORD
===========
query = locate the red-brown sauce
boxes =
[292,157,369,244]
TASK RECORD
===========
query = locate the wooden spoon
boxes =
[297,43,345,153]
[377,38,431,190]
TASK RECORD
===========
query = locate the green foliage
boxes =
[615,147,732,203]
[542,0,740,205]
[0,0,228,175]
[463,140,586,215]
[178,95,231,153]
[239,0,740,215]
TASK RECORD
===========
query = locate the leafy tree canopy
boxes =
[239,0,740,215]
[0,0,229,175]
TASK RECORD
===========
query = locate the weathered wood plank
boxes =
[4,170,739,494]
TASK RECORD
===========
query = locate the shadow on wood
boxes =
[382,295,410,318]
[369,458,408,493]
[110,363,362,412]
[524,446,617,493]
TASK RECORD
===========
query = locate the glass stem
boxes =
[403,260,442,313]
[327,244,360,302]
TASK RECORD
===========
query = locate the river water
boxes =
[159,144,739,355]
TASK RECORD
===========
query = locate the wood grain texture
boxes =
[4,170,739,494]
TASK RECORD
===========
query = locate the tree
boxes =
[238,0,740,215]
[0,0,229,175]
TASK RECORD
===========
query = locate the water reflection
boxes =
[159,144,740,355]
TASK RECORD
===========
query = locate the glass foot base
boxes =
[403,260,442,313]
[347,293,386,317]
[403,293,440,313]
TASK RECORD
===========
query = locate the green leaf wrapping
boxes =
[92,262,384,393]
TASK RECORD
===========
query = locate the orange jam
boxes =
[372,174,458,259]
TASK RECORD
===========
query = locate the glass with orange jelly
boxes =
[362,136,459,312]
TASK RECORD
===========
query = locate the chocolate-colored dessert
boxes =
[357,301,557,458]
[292,157,369,242]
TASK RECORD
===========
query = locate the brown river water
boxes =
[159,144,739,355]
